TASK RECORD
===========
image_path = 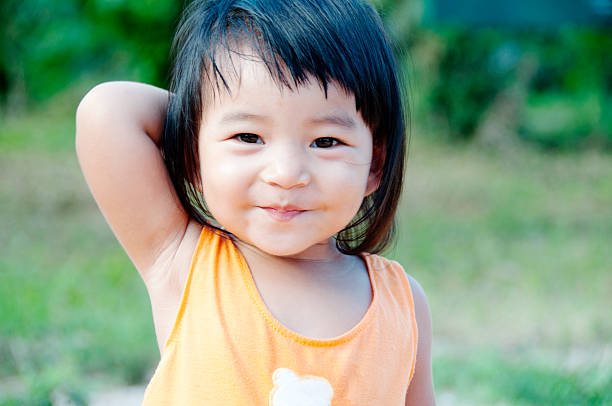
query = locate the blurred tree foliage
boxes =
[0,0,181,110]
[1,0,610,150]
[425,27,612,150]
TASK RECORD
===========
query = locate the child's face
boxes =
[198,58,379,259]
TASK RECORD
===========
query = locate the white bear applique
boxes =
[269,368,334,406]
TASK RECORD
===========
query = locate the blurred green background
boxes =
[1,0,611,405]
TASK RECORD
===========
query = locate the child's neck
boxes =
[232,237,372,339]
[233,237,355,280]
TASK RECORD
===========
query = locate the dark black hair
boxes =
[162,0,407,255]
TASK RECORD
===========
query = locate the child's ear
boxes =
[365,143,384,197]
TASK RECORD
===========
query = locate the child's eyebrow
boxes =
[219,111,356,129]
[219,112,269,125]
[309,113,356,129]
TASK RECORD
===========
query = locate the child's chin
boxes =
[252,238,335,260]
[255,243,311,257]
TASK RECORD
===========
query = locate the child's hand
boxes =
[76,82,189,277]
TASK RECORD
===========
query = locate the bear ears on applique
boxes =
[269,368,334,406]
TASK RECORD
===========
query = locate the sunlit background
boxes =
[1,0,611,405]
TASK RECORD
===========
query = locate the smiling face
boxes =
[198,57,380,259]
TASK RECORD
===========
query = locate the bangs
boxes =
[171,0,398,131]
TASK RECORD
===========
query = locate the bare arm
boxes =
[405,275,436,406]
[75,81,189,278]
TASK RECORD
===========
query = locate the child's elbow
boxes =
[75,82,115,155]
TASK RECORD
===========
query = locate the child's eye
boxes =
[310,137,341,148]
[233,133,262,144]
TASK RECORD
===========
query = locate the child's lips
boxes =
[258,206,308,221]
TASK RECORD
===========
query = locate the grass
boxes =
[434,347,611,405]
[1,86,611,405]
[392,141,612,348]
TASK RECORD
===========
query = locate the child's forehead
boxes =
[197,56,372,137]
[203,53,355,110]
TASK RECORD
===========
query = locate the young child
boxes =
[76,0,435,404]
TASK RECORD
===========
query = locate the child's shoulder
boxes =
[363,253,419,285]
[364,254,429,312]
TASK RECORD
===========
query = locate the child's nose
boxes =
[260,146,311,189]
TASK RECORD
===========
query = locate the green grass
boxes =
[1,90,159,403]
[1,88,611,404]
[391,141,612,348]
[0,84,88,153]
[434,347,611,405]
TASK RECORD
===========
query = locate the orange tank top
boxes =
[142,227,418,405]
